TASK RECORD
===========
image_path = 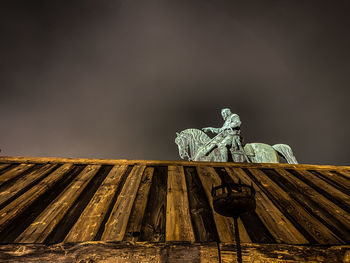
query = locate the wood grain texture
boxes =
[0,164,57,207]
[295,169,350,210]
[227,167,308,244]
[1,156,349,170]
[315,170,350,195]
[64,165,128,242]
[101,165,146,241]
[0,163,35,186]
[0,242,348,263]
[0,164,10,172]
[15,165,101,243]
[124,167,154,241]
[275,168,350,243]
[166,165,195,242]
[219,243,350,263]
[196,166,250,243]
[338,169,350,179]
[247,168,341,244]
[0,163,74,233]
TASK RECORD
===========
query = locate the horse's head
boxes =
[175,132,190,160]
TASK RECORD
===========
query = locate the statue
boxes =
[175,108,298,164]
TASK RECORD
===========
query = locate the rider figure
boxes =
[196,108,248,162]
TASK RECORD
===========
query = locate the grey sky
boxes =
[1,0,349,165]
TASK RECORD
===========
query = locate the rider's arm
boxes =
[202,127,220,133]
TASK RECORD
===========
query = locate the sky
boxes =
[1,0,349,165]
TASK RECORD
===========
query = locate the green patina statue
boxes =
[175,108,298,164]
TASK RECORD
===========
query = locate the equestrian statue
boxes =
[175,108,298,163]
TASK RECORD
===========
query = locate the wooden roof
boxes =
[0,156,349,246]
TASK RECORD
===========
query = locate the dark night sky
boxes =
[1,0,349,165]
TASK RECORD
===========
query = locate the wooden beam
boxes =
[1,156,349,171]
[0,164,35,187]
[64,165,128,242]
[227,167,308,244]
[0,164,57,207]
[15,165,101,243]
[247,168,341,244]
[101,165,146,241]
[124,167,154,241]
[166,165,195,242]
[0,164,74,233]
[196,166,250,243]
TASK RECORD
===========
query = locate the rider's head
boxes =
[221,108,231,120]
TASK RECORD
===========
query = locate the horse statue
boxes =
[175,128,298,164]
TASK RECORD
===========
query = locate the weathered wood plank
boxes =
[0,163,74,233]
[124,167,154,241]
[275,168,350,243]
[227,167,308,244]
[0,164,57,207]
[0,164,10,173]
[166,165,195,242]
[295,169,350,210]
[0,242,348,263]
[64,165,128,242]
[101,165,146,241]
[220,243,350,263]
[1,156,349,171]
[338,169,350,179]
[315,170,350,195]
[196,166,250,243]
[0,242,221,263]
[0,163,35,186]
[247,168,341,244]
[15,165,101,243]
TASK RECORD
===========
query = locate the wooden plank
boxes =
[315,170,350,194]
[0,156,349,171]
[226,167,308,244]
[64,165,129,242]
[247,168,341,244]
[0,164,57,206]
[0,242,349,263]
[338,169,350,179]
[15,165,101,243]
[196,166,250,243]
[295,169,350,210]
[276,168,350,242]
[0,164,10,172]
[166,165,195,242]
[101,165,146,241]
[220,243,350,263]
[124,167,154,241]
[0,164,74,233]
[0,164,35,186]
[140,166,168,242]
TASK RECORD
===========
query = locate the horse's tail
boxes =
[272,144,298,164]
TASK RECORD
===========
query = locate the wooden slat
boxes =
[247,168,341,244]
[124,167,154,241]
[101,165,146,241]
[0,164,57,206]
[275,168,350,242]
[295,169,350,209]
[0,164,11,172]
[338,169,350,179]
[227,167,308,244]
[166,165,195,242]
[0,164,74,233]
[196,166,250,243]
[315,170,350,194]
[0,164,35,186]
[1,156,349,171]
[15,165,101,243]
[64,165,128,242]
